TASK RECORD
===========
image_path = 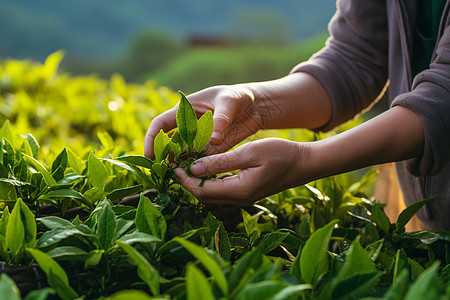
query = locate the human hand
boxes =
[144,85,278,159]
[173,138,314,205]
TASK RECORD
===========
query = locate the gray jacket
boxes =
[292,0,450,231]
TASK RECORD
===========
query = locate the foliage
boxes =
[0,55,449,299]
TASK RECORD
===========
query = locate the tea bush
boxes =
[0,54,449,299]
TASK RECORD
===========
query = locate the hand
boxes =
[173,138,313,205]
[144,85,268,159]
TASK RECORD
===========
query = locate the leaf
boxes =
[186,264,215,300]
[372,203,390,235]
[67,148,85,175]
[107,185,143,202]
[290,246,302,282]
[37,216,76,230]
[395,197,433,231]
[332,272,383,300]
[235,281,288,300]
[176,91,197,148]
[46,246,88,261]
[151,162,168,180]
[407,258,424,280]
[27,248,69,285]
[51,148,68,174]
[339,236,377,279]
[259,231,289,254]
[23,288,54,300]
[365,238,384,262]
[229,246,263,291]
[39,189,92,209]
[154,129,170,162]
[116,240,160,296]
[215,222,231,261]
[47,268,79,300]
[242,209,260,245]
[6,198,36,259]
[84,250,104,269]
[117,231,162,245]
[88,152,108,191]
[404,262,440,300]
[175,237,228,296]
[0,120,14,145]
[24,133,39,158]
[0,273,21,300]
[384,269,410,300]
[300,220,338,284]
[135,194,166,239]
[115,155,154,169]
[106,290,154,300]
[96,200,117,250]
[194,110,213,152]
[23,154,57,187]
[102,158,155,188]
[0,182,17,201]
[272,284,312,300]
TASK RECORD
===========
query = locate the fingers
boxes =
[210,93,247,145]
[190,144,255,177]
[174,168,255,205]
[144,108,178,159]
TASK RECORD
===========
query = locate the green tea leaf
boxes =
[115,155,154,169]
[0,121,14,146]
[0,182,17,201]
[372,203,390,235]
[242,209,261,244]
[175,237,228,295]
[107,185,143,202]
[51,148,68,174]
[106,290,154,300]
[408,258,424,280]
[259,231,289,254]
[0,273,21,300]
[67,148,85,175]
[23,288,54,300]
[47,268,79,300]
[404,262,440,300]
[6,198,36,259]
[300,220,338,284]
[23,154,57,187]
[38,216,76,230]
[384,269,410,300]
[27,248,69,285]
[229,246,263,291]
[194,110,213,152]
[84,249,104,269]
[395,197,433,231]
[102,158,155,188]
[215,222,231,261]
[46,246,88,261]
[97,200,117,250]
[272,284,312,300]
[88,152,108,191]
[154,129,170,162]
[332,272,382,300]
[117,231,162,245]
[24,133,39,158]
[339,236,377,279]
[186,264,215,300]
[135,193,166,239]
[116,240,160,296]
[235,281,288,300]
[176,91,197,148]
[365,238,384,262]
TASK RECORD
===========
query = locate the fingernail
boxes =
[191,162,206,177]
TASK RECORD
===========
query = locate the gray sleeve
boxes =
[392,25,450,176]
[290,0,389,131]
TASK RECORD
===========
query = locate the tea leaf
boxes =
[300,220,338,284]
[194,110,213,152]
[47,268,79,300]
[175,237,228,295]
[0,273,21,300]
[116,240,160,296]
[97,200,117,250]
[176,91,197,148]
[372,203,390,235]
[6,198,36,259]
[395,197,433,231]
[27,248,69,285]
[339,236,377,279]
[23,154,57,187]
[235,281,288,300]
[51,148,68,174]
[88,152,108,191]
[215,222,231,261]
[384,269,409,300]
[186,264,215,300]
[67,148,85,175]
[404,262,440,300]
[154,129,170,162]
[135,194,166,239]
[259,231,289,254]
[332,272,382,300]
[115,155,154,169]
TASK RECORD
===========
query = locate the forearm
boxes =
[243,72,332,130]
[308,106,424,180]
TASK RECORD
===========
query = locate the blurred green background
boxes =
[1,0,337,93]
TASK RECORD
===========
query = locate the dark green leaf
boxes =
[176,91,197,148]
[339,236,377,279]
[117,231,162,245]
[372,203,390,235]
[215,222,231,261]
[97,200,117,250]
[333,272,382,300]
[51,148,68,174]
[404,262,441,300]
[135,194,166,239]
[395,198,433,231]
[116,240,160,296]
[384,269,410,300]
[229,246,263,291]
[365,238,384,262]
[300,220,338,284]
[47,268,79,300]
[46,246,88,261]
[235,281,288,300]
[107,185,143,202]
[259,231,289,254]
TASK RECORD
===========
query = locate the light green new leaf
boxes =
[300,220,338,284]
[176,91,197,148]
[0,273,21,300]
[47,268,79,300]
[27,248,69,285]
[6,198,36,258]
[106,290,154,300]
[116,240,160,296]
[88,152,108,191]
[175,237,228,295]
[135,194,167,239]
[154,129,170,162]
[0,121,14,146]
[186,264,215,300]
[194,110,213,152]
[23,154,57,187]
[67,148,85,175]
[24,133,39,158]
[84,250,104,269]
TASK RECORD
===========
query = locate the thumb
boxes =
[190,144,254,177]
[210,95,247,145]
